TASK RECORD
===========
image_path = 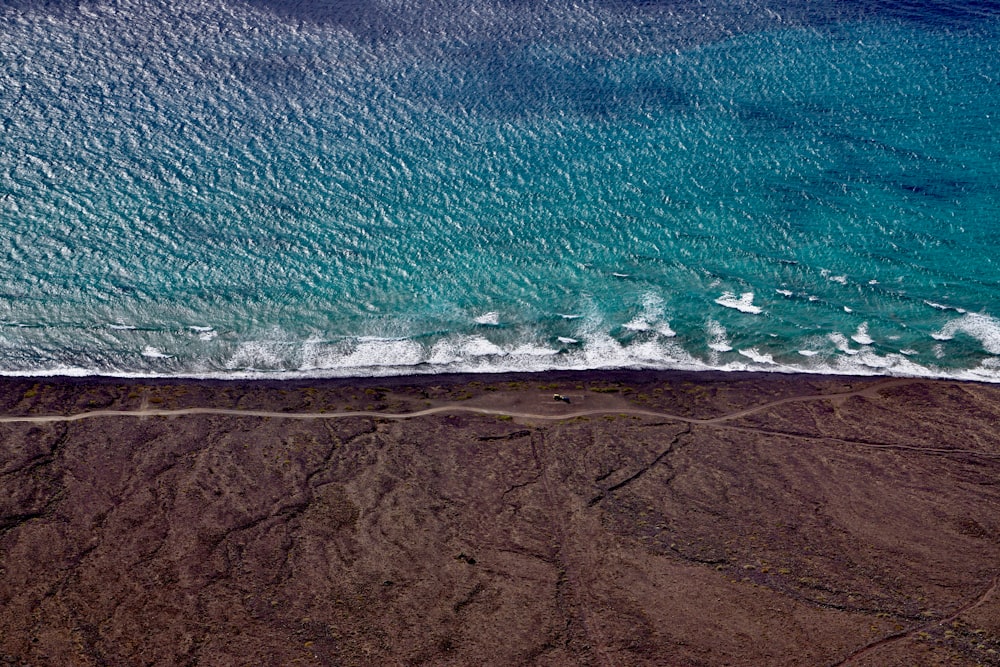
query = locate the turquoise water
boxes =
[1,0,999,379]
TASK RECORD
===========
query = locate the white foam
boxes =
[972,358,1000,378]
[900,349,918,356]
[426,331,707,375]
[843,306,853,313]
[109,323,136,331]
[474,312,500,326]
[190,326,217,341]
[851,323,874,345]
[511,344,558,357]
[821,269,848,285]
[428,340,461,366]
[557,336,579,344]
[623,292,676,337]
[834,349,937,376]
[829,332,859,355]
[738,348,775,364]
[141,346,172,359]
[925,300,967,314]
[226,340,290,370]
[932,313,1000,354]
[706,319,733,352]
[775,289,793,297]
[462,336,504,356]
[570,332,703,371]
[714,292,762,315]
[559,314,583,320]
[622,318,651,332]
[8,332,1000,383]
[336,339,424,368]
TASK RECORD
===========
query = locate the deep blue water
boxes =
[1,0,999,379]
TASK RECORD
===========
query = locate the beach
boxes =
[1,370,998,665]
[4,0,1000,663]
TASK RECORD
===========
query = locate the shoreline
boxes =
[0,364,993,393]
[2,368,999,664]
[2,351,999,387]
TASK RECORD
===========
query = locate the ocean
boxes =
[1,0,999,380]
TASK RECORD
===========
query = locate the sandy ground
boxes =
[1,370,999,665]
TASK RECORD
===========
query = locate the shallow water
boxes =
[1,0,999,379]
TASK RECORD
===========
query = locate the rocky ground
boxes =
[1,370,999,665]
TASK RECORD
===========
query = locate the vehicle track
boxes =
[830,574,999,667]
[0,377,924,426]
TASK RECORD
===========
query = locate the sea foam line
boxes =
[715,292,762,315]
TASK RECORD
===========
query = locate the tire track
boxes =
[830,574,999,666]
[0,377,926,426]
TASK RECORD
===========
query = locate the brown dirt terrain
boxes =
[1,370,999,665]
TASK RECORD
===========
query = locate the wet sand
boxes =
[1,370,999,665]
